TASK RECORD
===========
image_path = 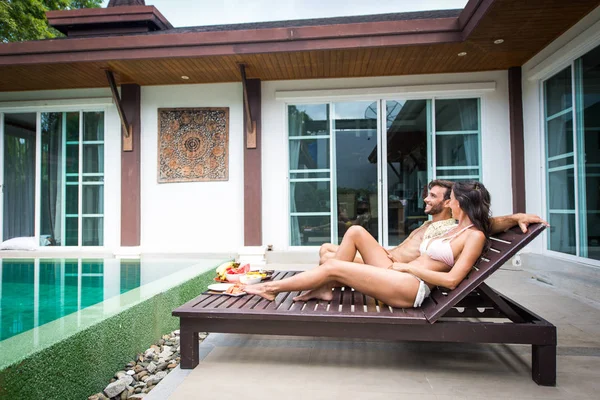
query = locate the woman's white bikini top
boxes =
[419,224,473,267]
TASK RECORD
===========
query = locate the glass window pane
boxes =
[385,99,429,246]
[83,112,104,141]
[289,139,329,170]
[82,176,104,182]
[290,181,330,213]
[548,170,575,210]
[66,144,79,174]
[545,67,572,117]
[435,99,479,131]
[82,217,103,246]
[548,213,576,255]
[66,112,79,141]
[83,144,104,173]
[548,156,573,169]
[436,134,479,167]
[66,185,79,215]
[546,114,573,158]
[290,215,330,246]
[288,104,329,137]
[65,217,78,246]
[83,184,104,214]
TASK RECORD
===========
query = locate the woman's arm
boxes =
[391,230,486,289]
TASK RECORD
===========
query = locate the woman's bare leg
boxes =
[335,226,392,267]
[301,227,387,301]
[244,259,420,308]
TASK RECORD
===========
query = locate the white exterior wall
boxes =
[140,84,244,253]
[522,6,600,256]
[261,71,512,251]
[0,88,121,252]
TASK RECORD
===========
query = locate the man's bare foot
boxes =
[293,285,333,302]
[243,283,277,301]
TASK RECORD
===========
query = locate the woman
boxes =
[244,181,491,308]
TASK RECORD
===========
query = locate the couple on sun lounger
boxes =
[245,180,547,308]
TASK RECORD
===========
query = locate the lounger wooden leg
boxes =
[180,320,199,369]
[532,344,556,386]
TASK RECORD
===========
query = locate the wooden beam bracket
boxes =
[239,64,257,149]
[105,69,133,152]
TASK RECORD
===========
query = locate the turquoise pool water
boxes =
[0,258,217,342]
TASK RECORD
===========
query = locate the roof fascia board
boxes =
[0,32,462,65]
[1,17,459,55]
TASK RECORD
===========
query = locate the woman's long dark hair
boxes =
[452,181,492,254]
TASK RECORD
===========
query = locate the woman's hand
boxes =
[389,263,410,273]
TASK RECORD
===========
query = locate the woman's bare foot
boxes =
[243,283,277,301]
[293,284,334,302]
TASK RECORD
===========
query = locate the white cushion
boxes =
[0,236,38,251]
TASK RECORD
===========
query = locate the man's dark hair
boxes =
[428,179,454,200]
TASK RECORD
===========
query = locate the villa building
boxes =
[0,0,599,267]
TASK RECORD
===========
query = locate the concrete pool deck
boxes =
[154,260,600,400]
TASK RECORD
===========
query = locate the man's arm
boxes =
[490,213,549,234]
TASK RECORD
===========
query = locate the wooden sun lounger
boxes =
[173,224,555,386]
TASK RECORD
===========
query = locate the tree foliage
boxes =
[0,0,103,42]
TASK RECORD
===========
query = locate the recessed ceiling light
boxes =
[181,75,190,80]
[493,39,504,44]
[458,52,467,57]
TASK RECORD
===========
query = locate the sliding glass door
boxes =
[543,42,600,262]
[0,110,105,247]
[287,97,481,247]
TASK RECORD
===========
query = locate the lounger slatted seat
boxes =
[173,224,556,386]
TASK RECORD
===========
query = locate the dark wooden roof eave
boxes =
[0,0,494,67]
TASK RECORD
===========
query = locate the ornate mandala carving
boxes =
[158,108,229,182]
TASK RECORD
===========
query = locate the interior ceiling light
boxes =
[181,75,190,80]
[458,52,467,57]
[494,39,504,44]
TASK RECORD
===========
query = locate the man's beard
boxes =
[425,202,445,216]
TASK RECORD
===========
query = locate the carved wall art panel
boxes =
[157,108,229,183]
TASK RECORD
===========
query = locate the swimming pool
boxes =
[0,257,225,370]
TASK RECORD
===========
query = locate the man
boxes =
[319,179,547,264]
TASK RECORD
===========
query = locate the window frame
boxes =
[0,101,109,248]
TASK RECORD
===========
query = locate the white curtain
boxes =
[3,123,36,240]
[288,109,302,246]
[457,99,479,168]
[41,112,64,246]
